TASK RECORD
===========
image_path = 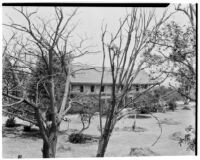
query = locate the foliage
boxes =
[69,95,108,115]
[167,100,177,111]
[149,5,196,101]
[179,125,196,152]
[96,7,171,156]
[133,88,162,114]
[101,105,110,116]
[23,125,32,132]
[5,117,16,128]
[68,133,90,144]
[130,86,182,114]
[3,56,18,95]
[2,7,93,158]
[2,55,27,98]
[26,55,70,122]
[70,95,99,133]
[27,56,66,103]
[68,104,83,114]
[152,86,182,101]
[2,56,29,119]
[137,105,158,114]
[71,95,98,112]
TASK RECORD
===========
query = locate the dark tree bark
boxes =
[3,7,95,158]
[42,138,57,158]
[96,8,172,157]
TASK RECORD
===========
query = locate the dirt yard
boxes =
[2,101,195,158]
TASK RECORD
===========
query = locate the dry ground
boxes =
[2,101,195,158]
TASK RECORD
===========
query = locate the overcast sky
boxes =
[3,5,189,65]
[2,4,190,86]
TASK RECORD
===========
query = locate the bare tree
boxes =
[3,7,96,158]
[96,8,172,157]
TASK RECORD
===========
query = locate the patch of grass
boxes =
[169,131,183,141]
[160,118,181,125]
[130,147,159,156]
[121,126,147,132]
[57,144,71,152]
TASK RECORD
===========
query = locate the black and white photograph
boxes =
[1,1,197,158]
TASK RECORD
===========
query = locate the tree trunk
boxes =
[132,114,136,131]
[96,121,116,157]
[96,132,110,157]
[42,127,58,158]
[97,81,116,157]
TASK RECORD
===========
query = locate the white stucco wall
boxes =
[71,84,150,95]
[71,84,112,94]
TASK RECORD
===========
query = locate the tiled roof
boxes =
[71,65,156,85]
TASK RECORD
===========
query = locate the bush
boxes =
[128,114,151,119]
[68,104,83,114]
[136,102,159,114]
[68,95,100,114]
[101,104,110,116]
[138,107,150,114]
[23,125,32,132]
[68,133,88,143]
[5,117,16,127]
[168,100,177,111]
[179,125,196,152]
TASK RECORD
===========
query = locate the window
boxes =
[101,86,105,92]
[91,85,95,92]
[80,85,84,92]
[136,85,139,91]
[144,84,148,89]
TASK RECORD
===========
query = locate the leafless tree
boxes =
[96,8,172,157]
[3,7,96,158]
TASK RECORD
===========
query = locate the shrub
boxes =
[5,117,16,127]
[128,114,151,119]
[23,125,32,132]
[150,105,159,112]
[179,125,196,152]
[68,133,88,143]
[168,100,177,111]
[138,107,150,114]
[102,104,110,116]
[68,95,99,114]
[136,102,159,114]
[68,104,83,114]
[182,106,191,110]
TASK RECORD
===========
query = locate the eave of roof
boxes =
[70,65,157,85]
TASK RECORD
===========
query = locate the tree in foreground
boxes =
[3,7,95,158]
[96,8,173,157]
[150,4,196,102]
[141,4,196,153]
